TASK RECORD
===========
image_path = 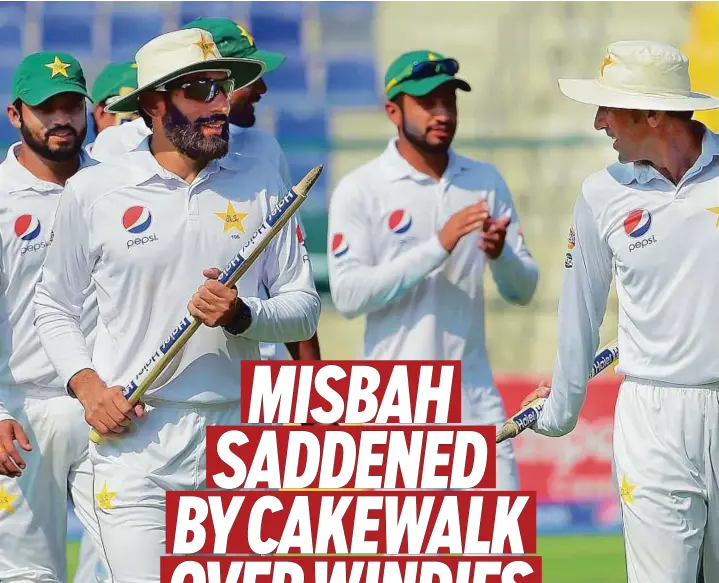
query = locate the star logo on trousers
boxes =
[619,475,636,504]
[0,484,17,514]
[96,482,117,510]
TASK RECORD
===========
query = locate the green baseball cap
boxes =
[12,51,91,106]
[181,18,285,73]
[384,50,471,101]
[91,61,138,105]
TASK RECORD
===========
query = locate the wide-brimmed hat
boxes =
[105,28,265,114]
[559,40,719,111]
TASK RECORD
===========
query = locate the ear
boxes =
[646,110,662,129]
[139,91,164,121]
[7,102,21,131]
[385,99,402,127]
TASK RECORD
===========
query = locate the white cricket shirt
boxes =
[89,118,295,361]
[0,144,98,421]
[536,127,719,437]
[34,140,319,403]
[327,140,539,390]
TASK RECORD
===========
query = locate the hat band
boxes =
[597,78,693,99]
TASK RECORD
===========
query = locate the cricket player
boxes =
[88,17,321,362]
[327,50,539,489]
[33,29,320,582]
[85,60,139,155]
[0,52,107,583]
[520,41,719,583]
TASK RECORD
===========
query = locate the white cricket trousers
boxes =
[463,385,519,491]
[90,399,240,583]
[614,377,719,583]
[0,389,106,583]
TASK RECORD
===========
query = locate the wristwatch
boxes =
[224,299,253,336]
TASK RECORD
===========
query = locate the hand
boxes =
[0,419,32,477]
[438,201,489,252]
[188,268,242,328]
[70,370,144,437]
[479,214,511,259]
[520,382,551,410]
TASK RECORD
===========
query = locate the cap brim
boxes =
[558,78,719,112]
[252,49,286,74]
[105,57,265,114]
[23,84,92,107]
[387,74,471,100]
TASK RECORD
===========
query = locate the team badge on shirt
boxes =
[388,209,412,234]
[567,225,575,249]
[331,233,349,258]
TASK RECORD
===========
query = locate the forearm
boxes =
[489,244,539,306]
[286,333,321,360]
[34,298,95,391]
[238,291,321,343]
[330,236,448,318]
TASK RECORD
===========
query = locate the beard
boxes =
[163,102,230,161]
[400,116,454,155]
[21,122,86,162]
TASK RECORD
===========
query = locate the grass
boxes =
[67,534,627,583]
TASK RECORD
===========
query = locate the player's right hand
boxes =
[71,371,145,436]
[438,201,489,252]
[0,419,32,477]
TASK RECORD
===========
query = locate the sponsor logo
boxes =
[160,317,192,354]
[623,208,652,238]
[628,234,657,252]
[565,252,573,268]
[297,224,309,263]
[331,233,349,258]
[388,209,412,234]
[123,206,158,249]
[122,206,152,234]
[513,402,544,430]
[567,225,575,249]
[15,214,41,241]
[267,190,298,228]
[15,215,50,255]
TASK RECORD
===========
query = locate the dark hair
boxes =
[666,110,694,121]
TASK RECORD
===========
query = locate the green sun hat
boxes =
[384,49,471,101]
[182,17,286,73]
[12,51,91,106]
[91,61,138,105]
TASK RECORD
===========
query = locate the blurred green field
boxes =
[67,534,626,583]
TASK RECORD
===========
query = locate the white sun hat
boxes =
[559,40,719,111]
[106,28,265,114]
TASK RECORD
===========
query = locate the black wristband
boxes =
[224,300,253,336]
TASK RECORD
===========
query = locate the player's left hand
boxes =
[479,215,511,259]
[188,267,243,328]
[520,383,551,409]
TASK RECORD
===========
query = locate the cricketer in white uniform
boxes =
[328,50,539,490]
[87,17,322,363]
[0,52,107,583]
[34,29,319,582]
[524,41,719,583]
[84,60,140,157]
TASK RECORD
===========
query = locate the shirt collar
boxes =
[0,142,93,194]
[615,124,719,186]
[129,136,224,185]
[379,138,470,183]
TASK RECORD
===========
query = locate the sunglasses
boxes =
[156,77,235,103]
[384,58,460,95]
